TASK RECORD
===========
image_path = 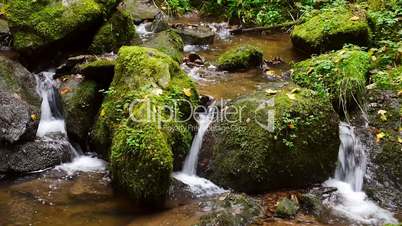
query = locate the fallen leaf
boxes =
[265,89,277,95]
[183,88,192,97]
[377,109,387,121]
[376,132,386,143]
[398,90,402,96]
[288,123,295,129]
[60,87,71,95]
[100,109,106,117]
[350,16,360,21]
[398,137,402,144]
[287,93,296,100]
[31,114,38,121]
[291,88,301,93]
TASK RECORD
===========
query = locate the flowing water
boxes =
[323,122,398,225]
[173,107,225,197]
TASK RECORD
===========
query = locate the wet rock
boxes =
[292,46,370,114]
[0,56,40,143]
[119,0,161,21]
[216,45,263,71]
[0,91,38,143]
[150,12,170,33]
[291,6,369,53]
[91,46,198,203]
[299,193,322,216]
[58,74,103,147]
[172,25,215,45]
[167,178,194,206]
[275,197,299,218]
[89,11,140,54]
[7,0,116,57]
[199,86,340,193]
[143,29,184,63]
[197,193,264,226]
[0,138,72,173]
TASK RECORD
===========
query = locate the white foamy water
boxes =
[173,172,225,197]
[136,22,153,40]
[184,44,209,53]
[323,122,398,225]
[55,155,107,175]
[35,71,66,137]
[208,22,231,40]
[174,108,225,197]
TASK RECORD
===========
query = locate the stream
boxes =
[0,16,400,226]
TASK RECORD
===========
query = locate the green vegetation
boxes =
[275,198,299,218]
[91,46,198,203]
[291,6,369,53]
[292,45,370,114]
[216,45,263,71]
[164,0,191,15]
[143,29,184,63]
[204,87,339,192]
[89,11,139,54]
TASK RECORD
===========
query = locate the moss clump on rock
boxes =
[291,6,369,53]
[143,29,184,63]
[7,0,116,53]
[275,198,299,218]
[216,45,263,71]
[292,46,370,114]
[91,46,198,203]
[200,86,339,193]
[89,11,140,54]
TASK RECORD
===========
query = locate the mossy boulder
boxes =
[118,0,161,21]
[275,197,299,218]
[143,29,184,63]
[292,46,370,114]
[91,46,198,203]
[363,66,402,210]
[216,45,263,71]
[198,193,264,226]
[89,11,140,54]
[74,56,116,86]
[7,0,116,55]
[199,87,339,193]
[291,7,369,53]
[59,75,102,147]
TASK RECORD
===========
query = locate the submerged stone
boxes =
[200,87,339,193]
[216,45,263,71]
[291,7,369,53]
[91,46,198,203]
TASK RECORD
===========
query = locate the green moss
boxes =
[275,198,299,218]
[369,41,402,69]
[216,45,263,71]
[91,46,198,202]
[205,87,339,192]
[143,30,184,63]
[371,66,402,91]
[89,11,139,54]
[77,57,116,71]
[292,46,370,114]
[291,6,369,52]
[12,31,45,51]
[7,0,115,51]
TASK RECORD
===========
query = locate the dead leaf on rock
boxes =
[60,87,71,95]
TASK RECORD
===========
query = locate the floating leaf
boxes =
[183,88,192,97]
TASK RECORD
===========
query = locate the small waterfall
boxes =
[35,71,67,138]
[323,122,397,225]
[173,107,225,197]
[35,70,106,174]
[182,109,214,175]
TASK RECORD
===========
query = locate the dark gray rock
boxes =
[118,0,161,21]
[0,138,72,173]
[172,25,215,45]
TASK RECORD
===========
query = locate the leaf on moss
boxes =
[183,88,192,97]
[376,132,385,143]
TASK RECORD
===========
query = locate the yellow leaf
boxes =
[350,16,360,21]
[398,137,402,144]
[398,90,402,96]
[376,132,385,143]
[31,114,38,121]
[183,88,192,97]
[287,93,296,100]
[265,89,277,95]
[288,123,295,129]
[291,88,301,93]
[100,109,106,117]
[377,110,387,121]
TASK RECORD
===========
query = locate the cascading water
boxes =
[323,122,398,225]
[173,107,225,197]
[35,70,106,174]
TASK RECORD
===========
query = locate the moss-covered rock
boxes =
[59,75,102,146]
[7,0,116,55]
[143,29,184,63]
[198,193,264,226]
[200,86,339,193]
[292,46,370,114]
[216,45,263,71]
[118,0,161,21]
[89,11,140,54]
[90,46,198,203]
[275,197,299,218]
[74,56,116,86]
[291,6,369,53]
